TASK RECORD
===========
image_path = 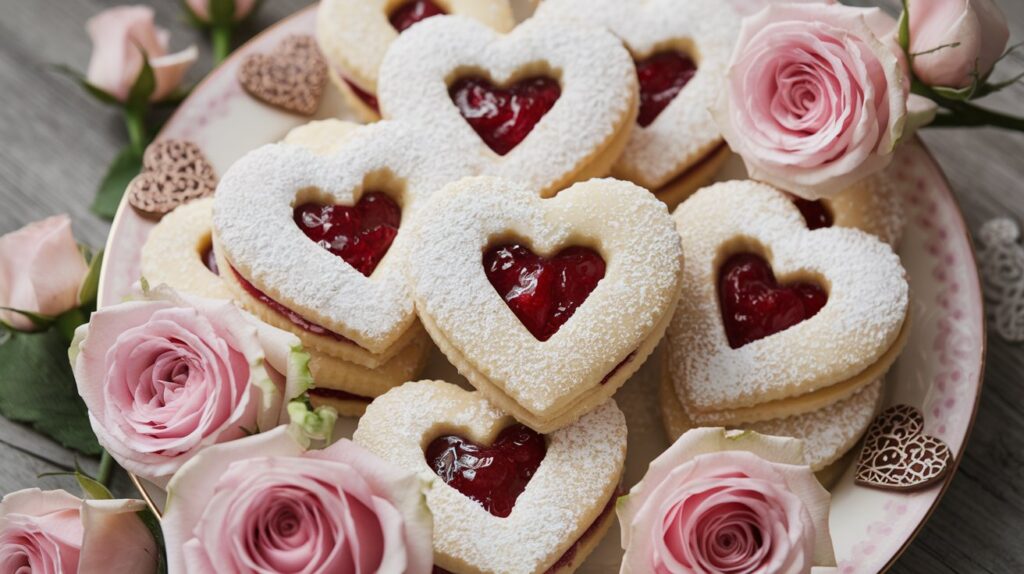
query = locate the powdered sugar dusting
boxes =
[377,15,638,196]
[212,121,467,352]
[407,177,683,415]
[353,381,627,574]
[667,181,909,412]
[535,0,739,189]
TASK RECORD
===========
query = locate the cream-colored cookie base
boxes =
[553,101,637,197]
[281,118,361,154]
[307,333,430,396]
[308,394,369,418]
[215,240,427,368]
[681,315,910,426]
[354,381,626,574]
[826,173,906,248]
[660,365,883,471]
[328,68,381,123]
[419,297,673,433]
[546,495,617,574]
[650,144,731,208]
[140,198,233,300]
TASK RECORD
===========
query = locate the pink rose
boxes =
[618,428,834,574]
[162,426,433,574]
[0,488,157,573]
[0,215,89,331]
[71,287,313,485]
[713,4,908,199]
[909,0,1009,89]
[186,0,257,23]
[86,6,198,102]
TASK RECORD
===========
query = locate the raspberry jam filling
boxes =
[635,51,697,127]
[793,197,833,230]
[718,253,827,348]
[483,243,605,341]
[231,267,356,345]
[388,0,446,33]
[294,192,401,277]
[308,387,373,404]
[341,76,380,112]
[425,424,547,518]
[600,351,636,385]
[449,76,561,156]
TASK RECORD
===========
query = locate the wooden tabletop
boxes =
[1,1,1021,571]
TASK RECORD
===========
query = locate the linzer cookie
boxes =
[317,0,515,121]
[666,180,910,426]
[238,35,327,116]
[405,177,683,432]
[140,197,231,299]
[377,15,639,197]
[127,139,216,219]
[535,0,739,206]
[354,381,626,574]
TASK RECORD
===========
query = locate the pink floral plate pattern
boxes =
[97,5,985,573]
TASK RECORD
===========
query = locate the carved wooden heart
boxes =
[239,35,327,116]
[855,404,953,491]
[127,139,217,219]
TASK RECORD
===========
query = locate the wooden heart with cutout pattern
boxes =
[239,35,327,116]
[127,139,217,219]
[856,404,953,491]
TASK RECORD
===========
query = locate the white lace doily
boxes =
[977,217,1024,342]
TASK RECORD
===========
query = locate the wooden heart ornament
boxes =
[536,0,739,201]
[377,15,639,197]
[353,381,626,574]
[239,35,327,116]
[213,121,465,359]
[856,404,953,491]
[127,139,217,219]
[406,177,683,432]
[667,180,910,426]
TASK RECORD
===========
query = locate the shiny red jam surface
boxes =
[342,77,380,112]
[718,253,827,349]
[388,0,446,33]
[231,267,355,345]
[425,424,547,518]
[483,243,605,341]
[294,192,401,277]
[635,51,697,127]
[793,197,833,230]
[449,77,561,156]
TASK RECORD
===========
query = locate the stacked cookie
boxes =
[660,181,911,481]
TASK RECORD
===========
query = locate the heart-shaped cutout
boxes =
[389,0,446,32]
[239,35,327,116]
[718,252,828,349]
[214,121,466,355]
[635,51,697,127]
[408,177,682,430]
[449,76,562,156]
[534,0,738,192]
[855,404,952,491]
[354,381,626,573]
[127,140,217,219]
[378,16,638,197]
[294,192,402,277]
[483,243,605,341]
[667,180,909,421]
[425,423,546,517]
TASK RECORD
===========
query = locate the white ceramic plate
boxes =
[98,6,985,573]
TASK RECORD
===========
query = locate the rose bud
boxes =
[908,0,1010,89]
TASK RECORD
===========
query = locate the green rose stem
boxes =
[211,24,232,65]
[123,107,148,156]
[913,81,1024,133]
[97,450,115,488]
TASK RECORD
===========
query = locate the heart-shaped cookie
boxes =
[667,180,909,425]
[535,0,739,205]
[377,15,638,197]
[855,404,953,491]
[316,0,515,120]
[239,35,327,116]
[406,177,683,432]
[213,121,464,362]
[140,197,230,299]
[127,139,217,219]
[353,381,626,574]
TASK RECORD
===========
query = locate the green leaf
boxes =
[137,507,168,574]
[0,328,101,455]
[975,70,1024,98]
[78,250,104,308]
[898,0,910,54]
[126,49,156,113]
[92,146,143,219]
[75,469,114,500]
[0,307,54,329]
[932,84,976,101]
[51,64,122,107]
